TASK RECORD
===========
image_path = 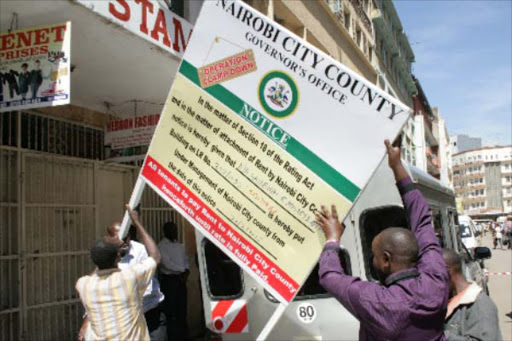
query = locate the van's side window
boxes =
[360,206,408,281]
[447,210,459,252]
[296,249,351,299]
[202,239,243,299]
[431,208,445,247]
[264,249,351,302]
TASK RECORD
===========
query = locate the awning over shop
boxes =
[0,0,192,117]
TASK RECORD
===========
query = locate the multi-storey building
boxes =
[240,0,378,81]
[450,134,482,155]
[452,146,512,216]
[432,107,452,187]
[371,0,416,108]
[409,76,438,176]
[370,0,418,168]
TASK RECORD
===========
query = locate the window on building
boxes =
[356,26,362,47]
[164,0,184,17]
[343,10,351,32]
[368,46,373,62]
[363,0,370,12]
[202,239,243,299]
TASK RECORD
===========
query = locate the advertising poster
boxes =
[0,22,71,112]
[141,0,411,304]
[105,114,160,162]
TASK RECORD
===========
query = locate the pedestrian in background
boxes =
[494,224,503,250]
[505,215,512,249]
[158,221,189,341]
[316,138,449,340]
[443,249,502,340]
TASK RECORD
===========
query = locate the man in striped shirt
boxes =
[76,205,161,340]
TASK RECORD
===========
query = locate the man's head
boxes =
[442,248,465,297]
[163,221,178,241]
[21,63,28,71]
[507,215,512,222]
[371,227,419,283]
[90,240,121,270]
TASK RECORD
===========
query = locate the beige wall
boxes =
[248,0,378,84]
[35,104,109,129]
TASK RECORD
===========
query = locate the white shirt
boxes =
[118,241,164,312]
[157,238,189,275]
[495,227,503,239]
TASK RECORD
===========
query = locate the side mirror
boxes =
[474,246,491,260]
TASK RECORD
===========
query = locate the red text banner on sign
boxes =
[141,155,299,302]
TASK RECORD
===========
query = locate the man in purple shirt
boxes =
[316,139,450,340]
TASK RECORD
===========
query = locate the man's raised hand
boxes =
[315,205,345,244]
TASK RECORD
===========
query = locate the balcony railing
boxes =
[349,0,372,32]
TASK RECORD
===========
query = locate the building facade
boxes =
[432,107,452,187]
[452,146,512,216]
[371,0,416,107]
[409,76,438,177]
[0,1,204,340]
[450,134,482,155]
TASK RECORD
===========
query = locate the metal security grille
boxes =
[139,186,187,243]
[20,112,104,159]
[0,111,188,340]
[0,148,20,341]
[23,153,96,341]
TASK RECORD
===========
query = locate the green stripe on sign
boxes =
[179,60,360,202]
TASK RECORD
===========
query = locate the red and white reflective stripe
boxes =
[211,300,249,334]
[485,271,512,276]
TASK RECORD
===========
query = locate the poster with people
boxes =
[139,0,411,304]
[0,22,71,112]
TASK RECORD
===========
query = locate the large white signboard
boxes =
[136,0,411,306]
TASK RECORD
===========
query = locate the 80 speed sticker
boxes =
[296,303,316,324]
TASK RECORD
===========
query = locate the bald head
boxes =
[105,222,124,247]
[375,227,419,266]
[107,222,121,237]
[443,248,462,274]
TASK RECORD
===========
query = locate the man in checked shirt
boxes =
[316,138,450,340]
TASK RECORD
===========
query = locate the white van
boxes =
[458,215,480,251]
[195,160,491,340]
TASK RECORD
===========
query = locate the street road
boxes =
[481,233,512,340]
